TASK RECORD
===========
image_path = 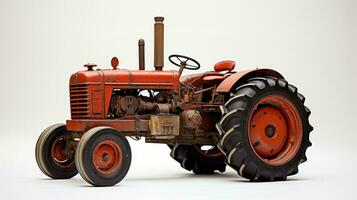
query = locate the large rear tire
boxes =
[35,124,78,179]
[216,77,313,181]
[170,144,226,174]
[75,127,131,186]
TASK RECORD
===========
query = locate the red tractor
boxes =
[35,17,313,186]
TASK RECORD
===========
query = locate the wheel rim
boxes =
[248,95,303,166]
[51,137,73,168]
[92,140,123,175]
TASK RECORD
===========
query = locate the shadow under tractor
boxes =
[35,17,313,186]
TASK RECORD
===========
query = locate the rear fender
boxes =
[216,68,284,93]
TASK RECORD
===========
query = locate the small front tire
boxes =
[35,124,78,179]
[75,127,131,186]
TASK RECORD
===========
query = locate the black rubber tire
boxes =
[35,124,78,179]
[216,77,313,181]
[75,127,131,186]
[170,144,226,174]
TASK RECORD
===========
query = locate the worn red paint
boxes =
[36,16,312,186]
[216,68,284,93]
[69,69,179,119]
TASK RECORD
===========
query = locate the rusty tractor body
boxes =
[35,17,313,186]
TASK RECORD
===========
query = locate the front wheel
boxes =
[35,124,78,179]
[75,127,131,186]
[217,77,313,181]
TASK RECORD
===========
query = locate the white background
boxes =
[0,0,356,199]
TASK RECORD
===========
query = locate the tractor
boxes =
[35,17,313,186]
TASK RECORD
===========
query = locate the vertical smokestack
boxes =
[138,39,145,70]
[154,16,164,71]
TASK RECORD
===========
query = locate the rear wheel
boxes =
[75,127,131,186]
[35,124,78,179]
[216,77,313,181]
[170,144,226,174]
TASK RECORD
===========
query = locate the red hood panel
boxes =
[70,69,179,91]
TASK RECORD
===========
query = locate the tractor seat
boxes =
[214,60,236,72]
[201,60,236,81]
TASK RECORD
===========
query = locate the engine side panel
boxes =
[69,69,179,119]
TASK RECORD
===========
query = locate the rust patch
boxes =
[149,115,180,137]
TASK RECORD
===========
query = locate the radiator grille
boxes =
[70,84,89,119]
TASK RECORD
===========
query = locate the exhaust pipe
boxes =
[138,39,145,70]
[154,16,164,71]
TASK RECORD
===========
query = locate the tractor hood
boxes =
[70,70,102,85]
[70,69,180,91]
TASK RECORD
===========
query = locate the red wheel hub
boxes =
[249,106,288,157]
[92,140,122,175]
[248,95,302,166]
[51,137,70,166]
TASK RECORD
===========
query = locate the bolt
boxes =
[253,141,260,147]
[270,148,274,154]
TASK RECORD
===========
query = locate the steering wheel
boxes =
[168,54,200,70]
